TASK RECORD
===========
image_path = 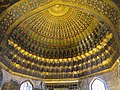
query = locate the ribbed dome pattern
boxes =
[0,0,119,81]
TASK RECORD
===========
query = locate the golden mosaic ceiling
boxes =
[0,0,120,81]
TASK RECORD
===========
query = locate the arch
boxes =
[89,77,106,90]
[20,80,33,90]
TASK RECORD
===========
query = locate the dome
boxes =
[0,0,119,81]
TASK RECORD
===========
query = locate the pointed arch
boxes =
[89,77,106,90]
[20,80,33,90]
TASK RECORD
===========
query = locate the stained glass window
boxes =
[90,77,106,90]
[0,69,3,87]
[20,81,33,90]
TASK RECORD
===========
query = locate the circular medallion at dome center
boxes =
[48,5,70,17]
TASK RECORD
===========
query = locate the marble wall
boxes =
[78,60,120,90]
[0,69,44,90]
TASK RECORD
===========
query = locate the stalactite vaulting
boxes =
[0,0,120,81]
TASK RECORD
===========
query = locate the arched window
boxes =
[20,80,33,90]
[90,77,106,90]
